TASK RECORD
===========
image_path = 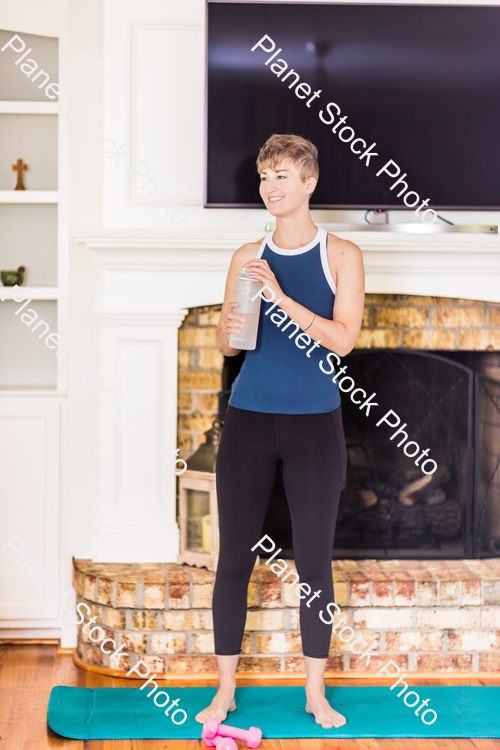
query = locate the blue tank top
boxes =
[228,226,341,414]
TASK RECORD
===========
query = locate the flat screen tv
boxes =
[206,2,500,212]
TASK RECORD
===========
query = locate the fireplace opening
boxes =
[219,349,500,560]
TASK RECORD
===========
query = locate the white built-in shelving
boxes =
[0,87,62,387]
[0,5,69,645]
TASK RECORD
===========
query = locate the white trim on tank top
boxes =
[256,226,336,295]
[267,225,321,255]
[319,228,337,295]
[256,235,267,259]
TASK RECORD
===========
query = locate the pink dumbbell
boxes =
[202,725,236,749]
[203,717,262,748]
[206,736,237,750]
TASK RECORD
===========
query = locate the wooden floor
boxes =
[1,644,500,750]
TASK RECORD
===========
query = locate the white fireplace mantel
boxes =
[73,226,500,304]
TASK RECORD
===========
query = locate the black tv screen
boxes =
[206,2,500,212]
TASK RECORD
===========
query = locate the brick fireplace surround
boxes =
[177,294,500,454]
[73,293,500,677]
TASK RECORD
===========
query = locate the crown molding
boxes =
[70,226,500,252]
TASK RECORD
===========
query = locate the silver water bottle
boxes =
[229,268,263,350]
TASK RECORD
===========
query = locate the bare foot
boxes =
[195,687,237,724]
[305,690,346,729]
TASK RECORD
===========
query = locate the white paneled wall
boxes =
[131,23,204,207]
[94,311,185,562]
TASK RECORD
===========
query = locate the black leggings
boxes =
[212,405,347,659]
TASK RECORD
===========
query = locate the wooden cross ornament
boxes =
[12,159,28,190]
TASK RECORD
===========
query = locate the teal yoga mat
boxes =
[48,685,500,739]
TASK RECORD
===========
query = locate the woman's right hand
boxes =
[221,302,246,341]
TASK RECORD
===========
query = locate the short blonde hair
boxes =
[256,134,319,185]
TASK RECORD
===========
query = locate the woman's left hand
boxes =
[244,259,285,303]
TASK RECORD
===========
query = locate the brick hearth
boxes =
[73,558,500,675]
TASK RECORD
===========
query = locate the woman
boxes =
[196,134,365,730]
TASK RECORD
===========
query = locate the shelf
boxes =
[0,101,59,115]
[0,386,65,396]
[0,286,58,300]
[0,191,58,203]
[319,223,499,234]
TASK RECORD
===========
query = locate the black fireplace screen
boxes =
[333,350,473,559]
[221,349,500,559]
[475,370,500,557]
